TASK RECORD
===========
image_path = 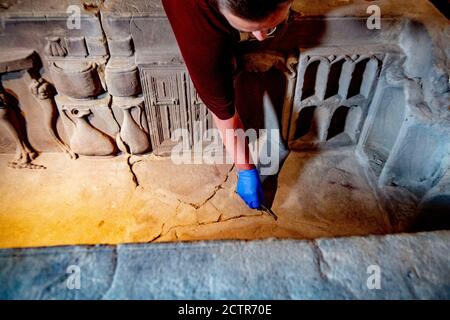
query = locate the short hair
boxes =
[214,0,292,22]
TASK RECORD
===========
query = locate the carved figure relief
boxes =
[0,50,47,169]
[0,85,44,169]
[28,76,77,159]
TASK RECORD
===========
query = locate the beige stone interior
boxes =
[0,147,406,248]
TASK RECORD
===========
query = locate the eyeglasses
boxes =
[239,11,292,42]
[266,26,278,36]
[243,26,278,41]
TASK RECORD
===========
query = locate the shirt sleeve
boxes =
[162,0,236,120]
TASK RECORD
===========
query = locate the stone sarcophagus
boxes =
[0,0,449,231]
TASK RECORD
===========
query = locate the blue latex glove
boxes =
[236,168,264,209]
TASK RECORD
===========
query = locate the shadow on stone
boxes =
[412,195,450,232]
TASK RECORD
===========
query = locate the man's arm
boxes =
[213,113,264,209]
[163,0,264,208]
[212,113,254,171]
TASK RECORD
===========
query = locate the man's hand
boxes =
[212,113,264,208]
[236,168,264,209]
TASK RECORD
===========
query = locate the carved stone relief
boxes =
[49,61,104,99]
[0,0,447,217]
[288,46,385,150]
[105,59,142,97]
[1,48,77,167]
[139,63,218,156]
[56,94,117,157]
[36,9,151,159]
[0,83,44,169]
[113,96,150,155]
[28,76,76,160]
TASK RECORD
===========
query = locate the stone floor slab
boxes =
[0,231,448,299]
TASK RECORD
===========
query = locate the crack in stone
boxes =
[125,160,234,206]
[180,165,235,210]
[130,158,143,166]
[149,211,266,243]
[126,155,140,188]
[309,240,359,299]
[174,200,182,214]
[38,273,70,299]
[404,267,420,299]
[99,246,119,300]
[311,240,329,281]
[218,212,265,223]
[147,223,166,243]
[209,201,223,216]
[123,161,267,241]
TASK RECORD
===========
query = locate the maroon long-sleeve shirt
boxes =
[162,0,240,120]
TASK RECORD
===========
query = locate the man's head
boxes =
[215,0,293,41]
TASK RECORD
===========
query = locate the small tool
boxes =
[260,203,278,221]
[234,189,278,221]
